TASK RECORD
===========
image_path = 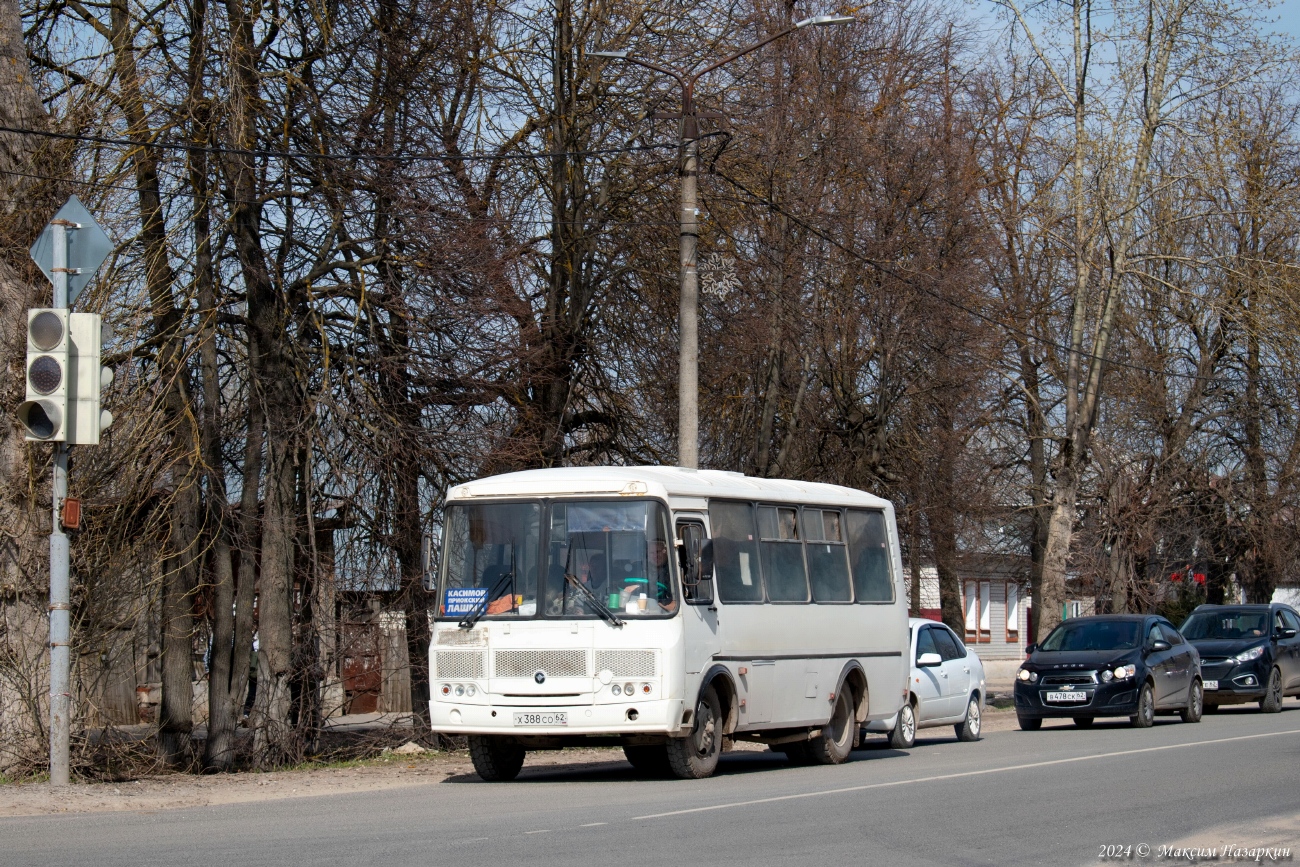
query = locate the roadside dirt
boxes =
[0,707,1025,818]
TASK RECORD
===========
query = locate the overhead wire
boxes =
[0,123,679,163]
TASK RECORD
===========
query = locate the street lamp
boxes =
[592,13,855,469]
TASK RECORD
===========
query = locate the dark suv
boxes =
[1014,615,1202,729]
[1179,604,1300,712]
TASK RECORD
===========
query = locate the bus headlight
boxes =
[624,683,634,696]
[465,685,476,697]
[454,684,465,697]
[611,684,622,696]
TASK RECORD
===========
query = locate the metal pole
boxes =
[678,96,700,469]
[49,221,71,787]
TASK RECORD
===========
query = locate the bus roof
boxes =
[445,465,891,509]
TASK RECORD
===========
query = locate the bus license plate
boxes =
[1045,691,1087,703]
[513,712,568,726]
[1203,680,1218,691]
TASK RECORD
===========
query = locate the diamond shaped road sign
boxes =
[29,196,114,306]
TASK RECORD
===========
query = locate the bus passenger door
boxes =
[677,519,719,676]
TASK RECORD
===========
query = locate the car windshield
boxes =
[1039,620,1141,652]
[1180,610,1269,641]
[543,500,677,618]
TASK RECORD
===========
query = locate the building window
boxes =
[1006,583,1020,642]
[964,580,991,643]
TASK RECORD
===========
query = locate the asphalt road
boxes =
[5,706,1300,867]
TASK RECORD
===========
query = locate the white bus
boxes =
[429,466,910,780]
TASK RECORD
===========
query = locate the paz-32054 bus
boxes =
[429,466,910,780]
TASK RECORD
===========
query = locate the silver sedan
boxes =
[863,617,987,748]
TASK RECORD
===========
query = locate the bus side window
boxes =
[708,501,765,603]
[677,521,712,605]
[847,509,894,603]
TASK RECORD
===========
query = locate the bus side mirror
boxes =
[421,531,440,594]
[678,529,713,605]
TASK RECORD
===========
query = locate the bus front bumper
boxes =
[431,697,685,737]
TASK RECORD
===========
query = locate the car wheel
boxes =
[623,744,671,776]
[666,685,723,778]
[810,690,856,764]
[1180,679,1203,723]
[1073,717,1094,728]
[1130,682,1155,728]
[467,735,526,781]
[888,701,917,749]
[1017,715,1042,731]
[1260,667,1283,713]
[954,695,981,742]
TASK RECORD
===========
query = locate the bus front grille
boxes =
[494,649,589,678]
[596,650,656,678]
[435,650,486,679]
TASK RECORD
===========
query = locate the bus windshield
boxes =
[440,502,541,619]
[438,499,677,620]
[544,501,677,618]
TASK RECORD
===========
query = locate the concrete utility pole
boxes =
[48,218,73,787]
[592,14,854,469]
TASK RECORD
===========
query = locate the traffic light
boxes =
[67,312,112,445]
[16,308,69,441]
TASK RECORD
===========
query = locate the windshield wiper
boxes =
[564,572,625,628]
[459,571,514,629]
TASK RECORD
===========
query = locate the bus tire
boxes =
[667,685,723,779]
[467,735,525,781]
[623,744,671,776]
[809,690,856,764]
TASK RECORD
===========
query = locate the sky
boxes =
[1278,0,1300,41]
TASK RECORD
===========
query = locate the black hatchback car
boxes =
[1014,614,1202,729]
[1179,604,1300,712]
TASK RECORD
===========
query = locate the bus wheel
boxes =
[623,744,671,777]
[810,690,855,764]
[467,735,525,781]
[667,685,723,779]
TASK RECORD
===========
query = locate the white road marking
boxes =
[524,829,552,834]
[579,822,608,827]
[630,728,1300,821]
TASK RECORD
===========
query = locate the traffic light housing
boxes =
[17,308,69,441]
[67,312,112,445]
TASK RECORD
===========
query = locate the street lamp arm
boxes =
[690,24,799,85]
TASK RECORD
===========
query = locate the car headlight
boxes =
[1233,645,1266,664]
[1017,668,1038,683]
[1100,670,1113,682]
[1113,664,1136,681]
